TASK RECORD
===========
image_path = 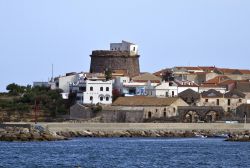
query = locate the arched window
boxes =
[106,87,109,91]
[100,97,103,101]
[106,97,109,101]
[100,87,103,91]
[164,108,166,112]
[173,107,176,112]
[90,96,93,101]
[90,87,93,91]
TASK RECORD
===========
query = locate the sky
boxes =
[0,0,250,91]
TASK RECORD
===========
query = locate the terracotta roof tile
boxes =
[203,76,231,85]
[132,73,161,83]
[112,96,180,106]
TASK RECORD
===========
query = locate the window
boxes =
[90,87,93,91]
[164,108,166,112]
[216,99,219,105]
[133,47,136,51]
[155,109,158,112]
[227,107,231,112]
[79,87,86,92]
[90,96,93,101]
[163,112,166,117]
[100,87,103,91]
[148,112,152,118]
[173,107,176,112]
[172,91,175,97]
[191,97,195,103]
[106,87,109,91]
[106,97,109,101]
[228,99,231,106]
[205,99,208,102]
[239,99,242,103]
[100,97,103,101]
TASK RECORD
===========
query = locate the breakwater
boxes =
[0,123,66,141]
[1,122,250,141]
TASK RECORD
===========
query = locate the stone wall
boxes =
[90,50,140,77]
[101,110,144,123]
[70,104,93,120]
[178,106,224,122]
[41,122,250,132]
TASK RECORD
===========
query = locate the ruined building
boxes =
[89,41,140,77]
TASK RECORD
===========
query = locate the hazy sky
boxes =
[0,0,250,91]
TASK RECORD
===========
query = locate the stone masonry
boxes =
[90,50,140,77]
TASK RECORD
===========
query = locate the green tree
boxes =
[105,68,112,81]
[6,83,25,96]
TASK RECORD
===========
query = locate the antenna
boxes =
[51,64,54,82]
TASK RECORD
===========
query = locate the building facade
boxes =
[70,78,112,105]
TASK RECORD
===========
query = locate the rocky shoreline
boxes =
[56,129,250,141]
[1,125,250,142]
[0,125,67,141]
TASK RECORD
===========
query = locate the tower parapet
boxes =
[89,41,140,77]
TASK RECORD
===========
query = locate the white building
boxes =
[198,85,227,94]
[54,73,78,93]
[122,82,149,96]
[146,81,178,97]
[110,40,138,55]
[175,80,199,94]
[70,78,112,105]
[113,76,130,93]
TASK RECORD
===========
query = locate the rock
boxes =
[31,132,42,141]
[20,128,30,134]
[18,133,31,141]
[82,130,93,137]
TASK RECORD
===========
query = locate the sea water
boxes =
[0,138,249,168]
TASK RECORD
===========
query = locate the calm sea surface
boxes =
[0,138,249,168]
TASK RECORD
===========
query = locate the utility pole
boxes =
[34,99,39,124]
[244,112,247,129]
[51,64,54,82]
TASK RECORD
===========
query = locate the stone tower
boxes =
[89,41,140,77]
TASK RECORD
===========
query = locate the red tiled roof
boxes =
[199,83,221,88]
[239,70,250,75]
[112,96,180,106]
[204,76,231,85]
[132,73,161,83]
